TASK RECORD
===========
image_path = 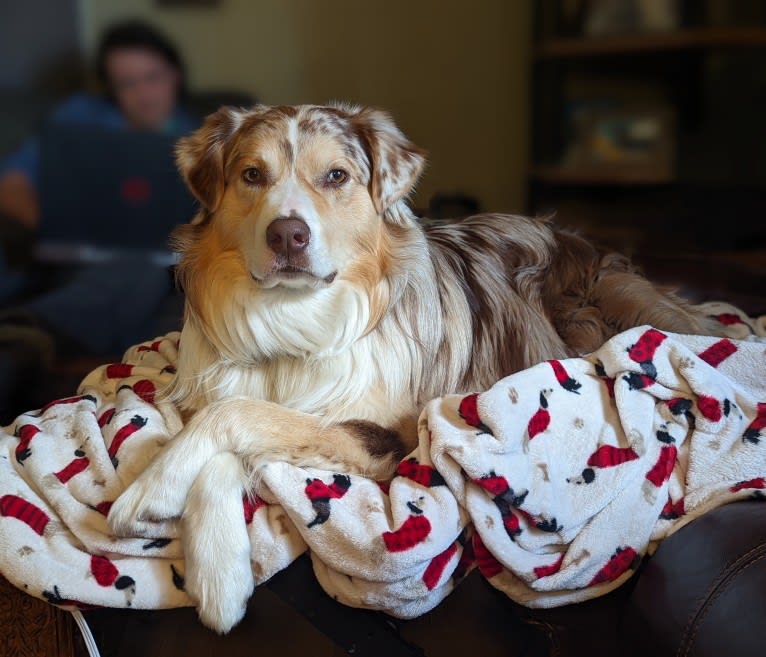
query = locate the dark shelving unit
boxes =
[530,1,766,258]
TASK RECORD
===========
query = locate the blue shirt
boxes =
[0,92,199,190]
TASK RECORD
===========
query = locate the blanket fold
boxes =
[1,302,764,617]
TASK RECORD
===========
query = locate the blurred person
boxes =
[0,19,200,419]
[0,19,196,230]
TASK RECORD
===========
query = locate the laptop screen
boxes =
[38,124,196,260]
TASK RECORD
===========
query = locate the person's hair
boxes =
[95,19,187,101]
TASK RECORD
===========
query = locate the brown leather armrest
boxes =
[622,500,766,657]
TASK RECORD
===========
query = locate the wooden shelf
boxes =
[530,166,675,185]
[535,27,766,59]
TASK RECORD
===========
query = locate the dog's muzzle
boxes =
[255,216,336,287]
[266,216,311,263]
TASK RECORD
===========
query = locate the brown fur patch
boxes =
[340,420,405,461]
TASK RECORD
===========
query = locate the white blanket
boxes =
[1,301,764,617]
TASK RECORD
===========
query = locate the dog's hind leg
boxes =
[182,451,254,634]
[592,270,725,337]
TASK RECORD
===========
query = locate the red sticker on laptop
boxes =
[121,177,151,204]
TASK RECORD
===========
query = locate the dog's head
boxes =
[173,104,426,361]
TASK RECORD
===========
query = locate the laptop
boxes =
[37,124,197,264]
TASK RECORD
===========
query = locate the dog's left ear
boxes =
[176,106,245,214]
[352,108,427,216]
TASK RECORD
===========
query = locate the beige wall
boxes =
[79,0,531,213]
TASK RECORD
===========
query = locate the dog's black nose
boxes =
[266,217,311,256]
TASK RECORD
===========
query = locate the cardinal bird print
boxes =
[548,360,581,394]
[627,328,667,380]
[395,458,446,487]
[305,474,351,528]
[567,444,639,485]
[527,390,552,441]
[14,424,41,464]
[475,471,528,540]
[382,501,432,552]
[588,546,641,586]
[90,555,136,605]
[743,403,766,445]
[458,393,493,435]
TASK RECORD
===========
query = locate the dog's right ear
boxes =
[176,106,244,214]
[351,108,427,216]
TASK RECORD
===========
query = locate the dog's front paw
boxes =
[186,539,254,634]
[183,452,254,634]
[108,421,217,537]
[108,463,190,537]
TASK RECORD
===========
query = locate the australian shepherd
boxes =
[109,104,723,632]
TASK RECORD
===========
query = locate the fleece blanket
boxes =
[0,301,764,617]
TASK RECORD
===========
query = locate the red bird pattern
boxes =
[730,477,765,493]
[667,397,696,431]
[106,363,134,379]
[627,328,667,380]
[0,494,50,536]
[588,445,640,468]
[712,313,746,327]
[659,497,685,520]
[547,360,581,394]
[743,403,766,445]
[54,455,90,484]
[588,546,641,586]
[533,553,565,579]
[93,501,113,516]
[527,390,552,441]
[475,472,528,505]
[1,325,764,616]
[458,393,493,435]
[137,339,163,353]
[645,445,678,488]
[473,532,503,579]
[243,494,267,524]
[697,395,724,422]
[305,474,351,528]
[697,339,737,368]
[32,394,97,418]
[395,458,446,487]
[382,502,432,552]
[14,424,41,464]
[569,444,639,485]
[97,407,116,427]
[594,360,616,398]
[623,372,656,391]
[108,415,148,468]
[422,542,458,590]
[90,555,136,605]
[132,379,157,404]
[475,471,529,540]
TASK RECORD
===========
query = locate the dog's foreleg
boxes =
[182,451,254,634]
[232,405,408,485]
[108,399,231,537]
[109,397,406,537]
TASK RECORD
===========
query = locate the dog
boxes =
[108,103,723,632]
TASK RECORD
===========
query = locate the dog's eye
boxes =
[242,167,263,185]
[325,169,348,186]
